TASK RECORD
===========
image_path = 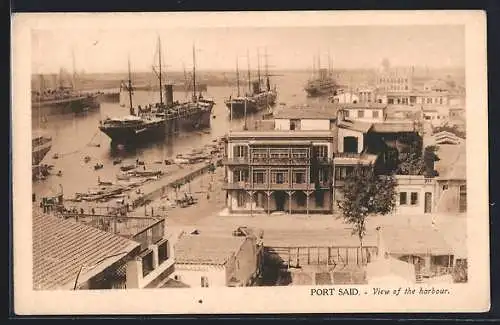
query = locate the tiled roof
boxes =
[435,143,466,180]
[434,131,464,145]
[371,121,417,133]
[33,212,140,290]
[174,235,246,266]
[338,120,373,133]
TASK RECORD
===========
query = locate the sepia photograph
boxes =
[12,11,489,314]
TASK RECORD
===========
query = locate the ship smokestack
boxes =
[164,84,174,106]
[252,81,260,95]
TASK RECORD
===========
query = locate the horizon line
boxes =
[32,65,466,75]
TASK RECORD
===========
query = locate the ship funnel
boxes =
[266,77,271,91]
[164,84,174,106]
[319,68,328,80]
[252,81,260,94]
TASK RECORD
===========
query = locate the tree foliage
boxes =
[337,165,397,247]
[396,145,440,177]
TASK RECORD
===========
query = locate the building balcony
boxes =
[224,156,333,166]
[223,157,250,165]
[222,181,332,191]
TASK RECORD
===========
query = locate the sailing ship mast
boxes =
[257,48,261,92]
[71,48,77,91]
[127,55,134,115]
[158,37,163,105]
[265,48,270,91]
[192,44,197,101]
[312,55,316,79]
[328,49,332,76]
[247,49,251,95]
[236,57,240,97]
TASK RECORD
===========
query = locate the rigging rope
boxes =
[55,130,101,157]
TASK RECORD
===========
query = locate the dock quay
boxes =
[53,158,223,217]
[127,158,222,209]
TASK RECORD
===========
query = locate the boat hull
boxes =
[99,92,120,103]
[305,87,336,97]
[32,95,101,116]
[100,105,213,145]
[99,122,167,145]
[32,144,52,166]
[226,92,277,117]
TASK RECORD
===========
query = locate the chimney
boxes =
[164,84,174,106]
[336,107,345,125]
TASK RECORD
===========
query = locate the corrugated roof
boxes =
[435,143,466,180]
[33,212,140,290]
[371,121,417,133]
[174,235,246,266]
[338,120,373,133]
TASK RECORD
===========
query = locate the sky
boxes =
[31,25,465,74]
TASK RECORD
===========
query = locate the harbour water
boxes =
[32,71,330,198]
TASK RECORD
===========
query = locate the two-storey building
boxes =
[223,130,336,214]
[223,103,422,216]
[224,106,382,215]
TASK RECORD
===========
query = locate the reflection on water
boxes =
[32,72,330,197]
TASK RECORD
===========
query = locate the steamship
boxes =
[32,65,101,116]
[99,40,214,145]
[304,68,338,97]
[225,51,277,118]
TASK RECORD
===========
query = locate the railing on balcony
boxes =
[249,157,332,165]
[224,156,249,165]
[224,156,333,166]
[132,219,165,251]
[223,181,332,191]
[334,152,363,159]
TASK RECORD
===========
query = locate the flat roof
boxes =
[263,228,378,247]
[228,130,335,139]
[340,103,387,110]
[435,143,466,180]
[338,120,373,133]
[175,234,247,266]
[334,153,378,165]
[386,90,450,97]
[381,225,454,255]
[274,106,339,120]
[371,121,417,133]
[33,212,140,290]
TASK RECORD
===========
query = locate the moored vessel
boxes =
[225,49,277,118]
[304,53,339,97]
